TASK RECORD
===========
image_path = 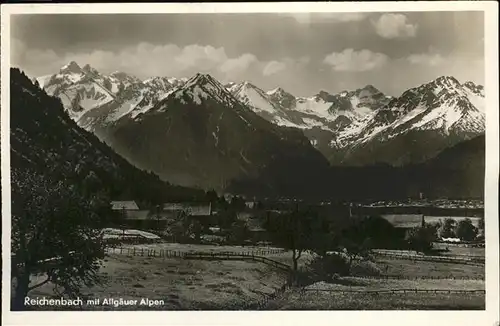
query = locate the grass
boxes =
[28,254,287,310]
[23,243,485,310]
[265,289,485,310]
[304,277,484,291]
[375,257,485,279]
[431,243,485,257]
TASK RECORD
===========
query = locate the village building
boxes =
[163,202,216,226]
[111,200,139,211]
[380,214,425,239]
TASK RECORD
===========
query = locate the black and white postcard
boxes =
[1,2,498,326]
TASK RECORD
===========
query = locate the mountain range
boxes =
[13,68,204,204]
[27,61,486,198]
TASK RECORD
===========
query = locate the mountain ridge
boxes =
[34,62,485,171]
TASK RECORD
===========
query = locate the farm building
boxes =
[380,214,425,239]
[163,202,217,226]
[121,210,171,230]
[111,200,139,211]
[163,202,212,216]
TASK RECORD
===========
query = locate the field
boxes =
[265,290,485,310]
[29,254,286,310]
[376,258,484,279]
[25,242,485,310]
[432,243,485,257]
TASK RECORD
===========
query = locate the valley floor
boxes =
[24,243,485,310]
[28,253,286,310]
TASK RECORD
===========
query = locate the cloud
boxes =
[219,53,258,76]
[407,53,444,66]
[285,12,369,24]
[261,56,310,76]
[263,61,287,76]
[16,41,266,80]
[323,49,389,72]
[372,14,417,39]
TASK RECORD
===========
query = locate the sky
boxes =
[10,11,484,97]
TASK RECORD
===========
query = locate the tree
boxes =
[226,220,250,244]
[187,219,203,242]
[438,218,457,239]
[337,217,373,271]
[455,218,478,241]
[217,210,237,229]
[264,205,325,274]
[405,223,438,253]
[164,210,202,243]
[11,169,106,310]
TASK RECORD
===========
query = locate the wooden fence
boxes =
[372,251,485,265]
[183,252,291,271]
[351,275,485,281]
[104,247,284,257]
[301,288,486,295]
[104,247,290,271]
[434,241,485,248]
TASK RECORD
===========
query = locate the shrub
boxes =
[350,260,383,277]
[306,253,351,282]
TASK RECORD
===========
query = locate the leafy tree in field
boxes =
[264,205,327,274]
[337,217,373,271]
[455,218,478,241]
[437,218,457,239]
[11,169,106,311]
[164,210,202,243]
[405,223,438,253]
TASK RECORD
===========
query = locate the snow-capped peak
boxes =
[314,90,335,102]
[267,87,291,97]
[434,75,461,86]
[463,81,484,96]
[60,61,83,74]
[357,84,380,95]
[168,72,239,107]
[185,73,224,90]
[82,64,100,75]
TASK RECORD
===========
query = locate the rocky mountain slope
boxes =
[101,73,330,196]
[35,62,485,171]
[335,76,485,166]
[13,68,204,204]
